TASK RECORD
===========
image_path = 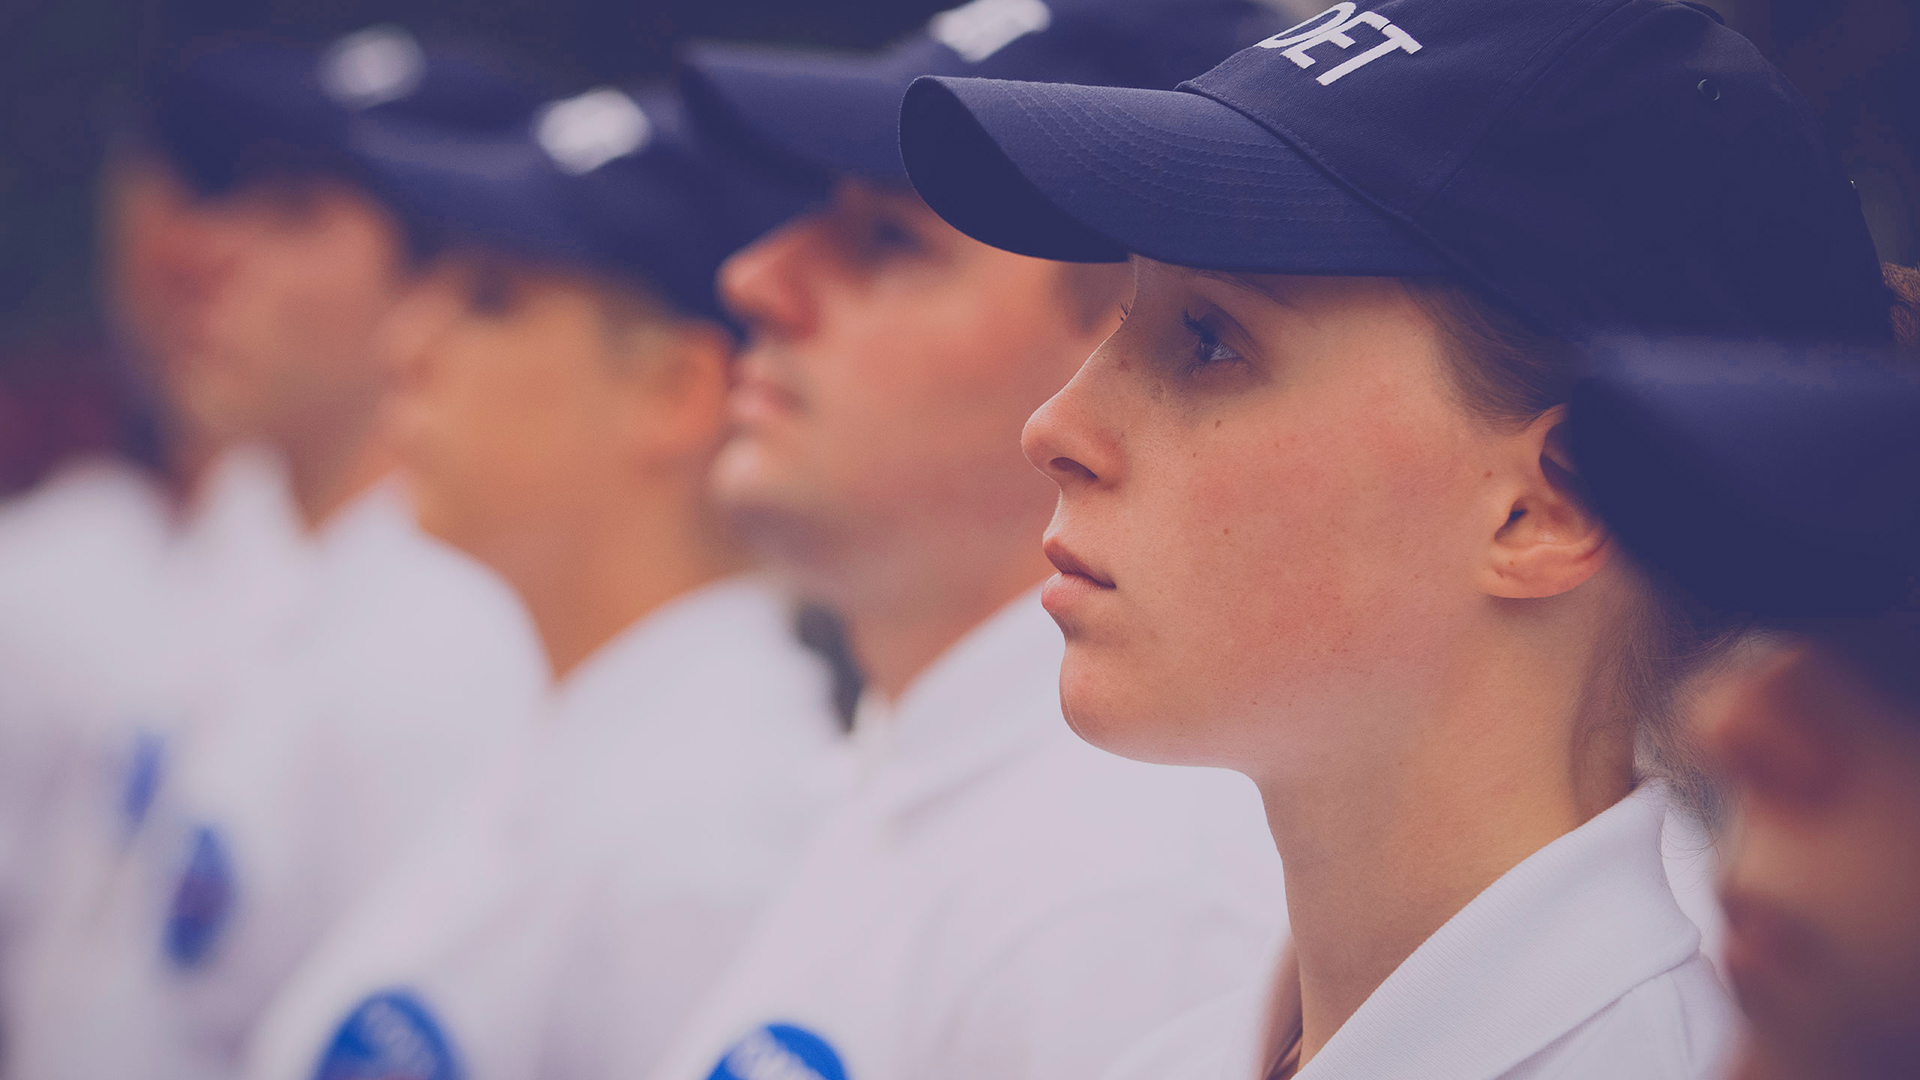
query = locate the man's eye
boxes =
[861,215,924,257]
[1180,312,1243,374]
[467,264,516,316]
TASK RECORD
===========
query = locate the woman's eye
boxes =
[1180,312,1244,374]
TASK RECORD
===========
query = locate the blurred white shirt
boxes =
[10,478,546,1080]
[648,589,1287,1080]
[0,457,177,955]
[1102,784,1736,1080]
[242,575,849,1080]
[0,449,310,1041]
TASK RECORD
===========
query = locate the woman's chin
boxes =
[1058,660,1201,765]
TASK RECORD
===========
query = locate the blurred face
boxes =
[383,255,658,568]
[1705,643,1920,1080]
[100,153,204,400]
[173,176,408,451]
[712,180,1117,593]
[1021,260,1525,771]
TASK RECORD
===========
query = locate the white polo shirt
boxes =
[241,575,850,1080]
[12,480,548,1080]
[1102,783,1735,1080]
[649,589,1287,1080]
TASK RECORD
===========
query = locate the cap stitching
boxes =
[1021,88,1350,221]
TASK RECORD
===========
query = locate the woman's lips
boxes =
[1043,538,1114,589]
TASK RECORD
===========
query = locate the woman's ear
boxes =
[1478,406,1612,599]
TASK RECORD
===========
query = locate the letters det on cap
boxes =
[676,0,1290,186]
[899,0,1892,344]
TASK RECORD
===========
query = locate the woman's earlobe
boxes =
[1481,414,1612,599]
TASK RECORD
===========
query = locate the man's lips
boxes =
[730,370,805,424]
[1044,537,1114,588]
[1720,887,1828,999]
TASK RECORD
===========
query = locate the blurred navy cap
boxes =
[149,25,548,197]
[350,83,808,325]
[1570,338,1920,621]
[899,0,1894,345]
[678,0,1290,187]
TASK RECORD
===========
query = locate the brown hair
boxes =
[1403,278,1747,828]
[1886,262,1920,350]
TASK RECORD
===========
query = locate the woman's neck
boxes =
[1258,625,1635,1067]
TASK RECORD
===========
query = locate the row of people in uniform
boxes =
[0,0,1913,1079]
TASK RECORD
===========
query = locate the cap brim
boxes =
[1571,340,1920,620]
[900,75,1447,272]
[682,41,942,186]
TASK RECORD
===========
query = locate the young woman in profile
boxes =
[893,0,1898,1076]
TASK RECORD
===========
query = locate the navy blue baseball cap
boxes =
[678,0,1289,187]
[148,25,547,197]
[349,83,808,325]
[899,0,1894,344]
[1570,338,1920,621]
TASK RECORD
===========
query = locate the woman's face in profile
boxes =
[1021,259,1521,777]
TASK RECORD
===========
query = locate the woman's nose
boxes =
[1023,358,1117,491]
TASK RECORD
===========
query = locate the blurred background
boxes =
[0,0,1913,498]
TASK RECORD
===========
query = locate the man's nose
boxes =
[717,216,824,344]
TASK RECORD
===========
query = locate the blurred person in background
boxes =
[5,28,551,1080]
[0,88,313,1074]
[1569,338,1920,1080]
[649,3,1293,1079]
[240,81,850,1080]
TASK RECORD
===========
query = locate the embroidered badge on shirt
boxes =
[709,1023,848,1080]
[315,989,463,1080]
[120,728,166,835]
[164,824,235,967]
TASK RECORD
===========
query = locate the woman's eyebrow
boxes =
[1186,267,1295,308]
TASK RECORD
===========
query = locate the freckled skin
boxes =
[1023,264,1511,781]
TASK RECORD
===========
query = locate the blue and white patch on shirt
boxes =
[709,1024,847,1080]
[315,989,462,1080]
[164,824,235,967]
[120,729,166,835]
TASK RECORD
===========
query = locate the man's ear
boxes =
[617,318,736,467]
[1478,406,1612,599]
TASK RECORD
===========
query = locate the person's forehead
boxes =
[830,175,940,217]
[1133,257,1308,309]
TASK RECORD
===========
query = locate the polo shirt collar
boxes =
[1288,783,1703,1080]
[553,574,787,722]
